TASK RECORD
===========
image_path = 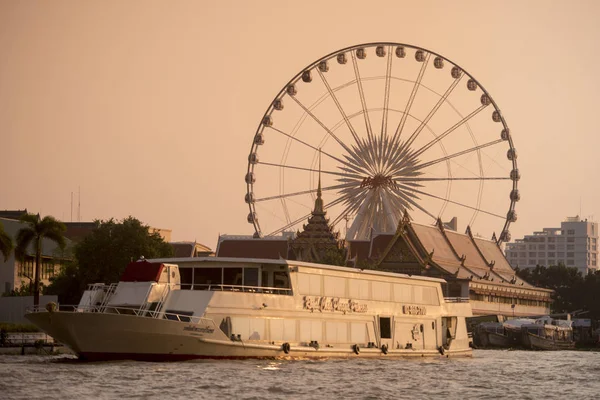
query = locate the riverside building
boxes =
[504,216,599,275]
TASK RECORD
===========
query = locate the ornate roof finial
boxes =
[402,209,410,224]
[314,149,324,214]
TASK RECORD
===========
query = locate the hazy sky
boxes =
[2,0,599,249]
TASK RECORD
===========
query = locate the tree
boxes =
[0,221,14,262]
[15,214,66,306]
[515,264,586,316]
[47,217,173,304]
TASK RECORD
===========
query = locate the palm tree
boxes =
[0,221,14,262]
[16,214,66,306]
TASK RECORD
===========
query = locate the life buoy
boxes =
[282,342,291,354]
[353,344,360,355]
[381,344,388,355]
[438,346,445,355]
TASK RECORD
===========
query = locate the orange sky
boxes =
[1,0,599,249]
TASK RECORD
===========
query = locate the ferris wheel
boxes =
[245,42,519,244]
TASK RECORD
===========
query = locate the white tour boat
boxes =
[25,257,473,361]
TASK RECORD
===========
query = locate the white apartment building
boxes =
[505,216,599,275]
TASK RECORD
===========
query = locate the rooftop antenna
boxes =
[78,186,81,222]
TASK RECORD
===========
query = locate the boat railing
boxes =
[25,304,215,325]
[444,297,470,303]
[177,283,293,295]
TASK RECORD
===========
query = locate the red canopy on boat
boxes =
[120,260,164,282]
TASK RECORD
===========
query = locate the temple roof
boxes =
[348,213,537,289]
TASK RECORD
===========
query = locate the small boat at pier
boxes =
[521,317,575,350]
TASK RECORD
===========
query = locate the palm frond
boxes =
[15,229,36,260]
[44,230,67,250]
[19,213,40,226]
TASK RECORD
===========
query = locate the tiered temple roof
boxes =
[289,172,341,263]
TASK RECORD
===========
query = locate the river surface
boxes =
[1,350,599,399]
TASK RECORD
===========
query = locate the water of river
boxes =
[1,350,599,400]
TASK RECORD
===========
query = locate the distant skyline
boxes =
[2,0,600,249]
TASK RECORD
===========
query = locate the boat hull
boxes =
[527,333,575,351]
[487,332,511,348]
[26,311,471,361]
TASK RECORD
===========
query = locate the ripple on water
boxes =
[2,351,600,399]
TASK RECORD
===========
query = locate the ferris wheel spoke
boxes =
[388,186,437,221]
[350,51,374,142]
[257,161,364,179]
[413,104,488,159]
[379,47,394,171]
[266,195,347,236]
[288,95,356,157]
[402,75,464,151]
[380,47,393,140]
[330,196,368,228]
[396,176,511,182]
[266,126,364,174]
[390,53,431,147]
[350,52,380,174]
[316,69,362,146]
[255,182,357,203]
[414,138,505,170]
[401,185,504,219]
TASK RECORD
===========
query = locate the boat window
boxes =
[380,317,392,339]
[273,271,290,289]
[261,270,270,287]
[194,268,222,288]
[179,268,193,290]
[164,310,193,322]
[223,268,243,286]
[244,268,259,287]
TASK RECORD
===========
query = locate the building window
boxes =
[548,237,555,243]
[548,260,556,266]
[538,245,545,250]
[557,237,565,243]
[548,252,555,258]
[567,245,575,250]
[558,252,565,257]
[567,260,575,265]
[519,252,526,257]
[567,229,575,235]
[548,245,555,250]
[529,245,536,250]
[567,237,575,243]
[538,252,545,257]
[567,252,575,258]
[528,260,536,265]
[529,252,536,257]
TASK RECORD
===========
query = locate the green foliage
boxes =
[15,214,66,306]
[321,246,347,267]
[0,221,14,262]
[46,217,173,304]
[515,264,600,319]
[357,258,379,270]
[1,281,45,297]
